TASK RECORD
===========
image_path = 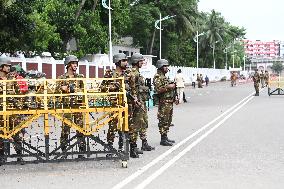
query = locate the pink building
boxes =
[244,40,280,57]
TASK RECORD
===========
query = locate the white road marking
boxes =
[135,95,254,189]
[111,92,255,189]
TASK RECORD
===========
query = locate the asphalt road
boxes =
[1,81,284,189]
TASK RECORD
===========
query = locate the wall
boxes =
[9,55,230,83]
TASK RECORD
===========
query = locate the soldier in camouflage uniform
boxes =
[264,70,269,87]
[153,59,178,146]
[0,57,23,164]
[260,70,265,88]
[126,53,154,158]
[130,53,154,153]
[252,68,260,96]
[102,53,128,152]
[57,55,86,158]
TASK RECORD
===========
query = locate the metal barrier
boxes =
[268,75,284,96]
[0,77,129,167]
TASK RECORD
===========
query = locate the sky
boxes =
[198,0,284,41]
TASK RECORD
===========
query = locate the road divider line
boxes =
[135,96,254,189]
[111,92,255,189]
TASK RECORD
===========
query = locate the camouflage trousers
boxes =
[157,101,173,135]
[254,83,260,94]
[61,113,86,152]
[0,115,23,156]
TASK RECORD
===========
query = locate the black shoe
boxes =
[141,140,155,151]
[166,137,175,143]
[17,157,25,165]
[170,123,174,127]
[160,140,173,146]
[254,93,259,96]
[130,144,139,158]
[135,147,143,154]
[78,155,85,159]
[160,135,173,146]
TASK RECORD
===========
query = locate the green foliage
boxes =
[271,62,283,74]
[0,0,246,66]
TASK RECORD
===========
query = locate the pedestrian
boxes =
[153,59,179,146]
[191,74,196,88]
[174,69,185,104]
[57,55,86,159]
[205,75,209,86]
[252,68,260,96]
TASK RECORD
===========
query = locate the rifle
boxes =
[126,92,146,113]
[145,78,152,111]
[113,81,146,112]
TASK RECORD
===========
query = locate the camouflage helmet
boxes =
[156,59,169,69]
[0,56,11,67]
[130,53,144,65]
[113,53,127,64]
[64,55,78,67]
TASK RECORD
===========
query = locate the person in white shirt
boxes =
[174,69,185,103]
[191,74,197,88]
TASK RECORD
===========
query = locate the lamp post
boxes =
[243,55,246,71]
[194,31,205,68]
[155,14,176,59]
[102,0,113,63]
[210,40,220,69]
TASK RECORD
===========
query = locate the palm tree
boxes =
[199,10,225,68]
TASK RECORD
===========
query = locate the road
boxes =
[1,81,284,189]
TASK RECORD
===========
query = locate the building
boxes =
[112,37,140,57]
[244,40,280,58]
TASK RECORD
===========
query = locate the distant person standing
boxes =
[264,70,269,87]
[174,69,185,104]
[260,70,265,88]
[205,75,209,86]
[197,74,202,88]
[191,74,196,88]
[252,69,260,96]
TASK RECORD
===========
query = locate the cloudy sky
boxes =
[198,0,283,41]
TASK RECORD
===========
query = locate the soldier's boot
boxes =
[78,142,86,159]
[166,135,175,143]
[118,134,123,152]
[16,150,24,165]
[160,135,173,146]
[130,143,139,158]
[141,140,155,151]
[135,147,143,154]
[0,149,6,165]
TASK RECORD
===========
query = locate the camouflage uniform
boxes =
[153,59,177,146]
[129,67,154,151]
[57,72,86,154]
[252,70,260,96]
[104,69,128,149]
[264,71,269,87]
[260,70,265,88]
[197,74,202,88]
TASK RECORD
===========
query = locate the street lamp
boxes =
[102,0,113,63]
[223,46,231,70]
[193,31,205,68]
[155,14,176,59]
[210,40,220,69]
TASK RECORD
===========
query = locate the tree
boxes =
[271,62,283,74]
